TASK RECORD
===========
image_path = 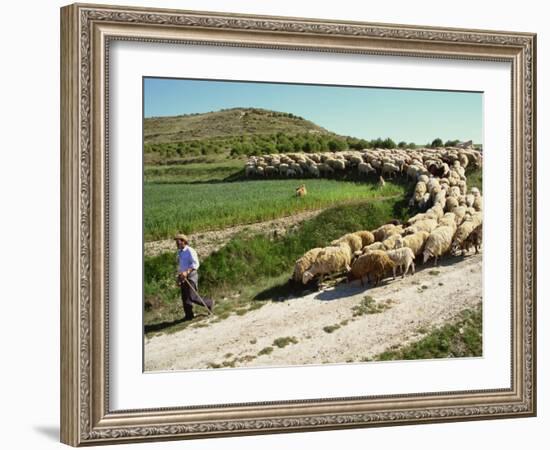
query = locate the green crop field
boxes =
[144,160,245,183]
[144,178,407,241]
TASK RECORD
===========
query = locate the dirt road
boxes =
[144,253,482,371]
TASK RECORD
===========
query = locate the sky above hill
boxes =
[144,77,482,145]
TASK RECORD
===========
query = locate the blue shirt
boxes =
[177,245,200,272]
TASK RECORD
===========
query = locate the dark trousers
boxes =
[180,273,212,319]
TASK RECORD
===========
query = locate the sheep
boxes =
[448,186,462,198]
[407,212,429,225]
[417,174,430,184]
[245,165,256,177]
[327,158,346,171]
[292,247,324,283]
[423,226,455,265]
[357,241,387,256]
[451,205,467,225]
[426,204,444,220]
[418,192,431,211]
[473,195,483,211]
[318,163,334,175]
[382,234,404,250]
[331,233,363,255]
[372,223,400,242]
[438,213,457,233]
[307,164,320,177]
[402,230,430,257]
[451,216,482,255]
[445,196,459,212]
[352,230,375,247]
[378,176,386,188]
[461,223,483,255]
[357,162,375,176]
[403,218,438,236]
[302,245,352,285]
[264,166,278,176]
[414,181,427,202]
[381,162,399,179]
[386,247,416,279]
[347,250,395,287]
[349,155,363,166]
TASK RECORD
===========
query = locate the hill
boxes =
[143,107,362,164]
[144,107,331,144]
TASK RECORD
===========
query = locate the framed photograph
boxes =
[60,3,536,446]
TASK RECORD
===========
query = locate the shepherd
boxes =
[174,233,214,321]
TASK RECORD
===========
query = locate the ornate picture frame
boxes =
[60,3,536,446]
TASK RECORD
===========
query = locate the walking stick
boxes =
[183,277,214,315]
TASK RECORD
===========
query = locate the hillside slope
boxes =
[144,107,331,144]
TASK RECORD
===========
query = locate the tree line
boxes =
[144,132,465,160]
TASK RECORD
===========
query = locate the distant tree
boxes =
[328,138,347,151]
[444,139,460,147]
[358,139,370,149]
[398,141,407,148]
[431,137,444,148]
[408,142,417,149]
[382,137,397,149]
[371,137,384,148]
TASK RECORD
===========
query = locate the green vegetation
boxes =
[144,160,245,183]
[466,167,483,193]
[273,336,299,348]
[144,197,413,332]
[144,108,326,145]
[144,178,407,240]
[352,296,393,316]
[258,347,274,356]
[143,108,420,163]
[323,324,341,334]
[375,305,482,361]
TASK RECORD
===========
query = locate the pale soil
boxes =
[144,253,482,372]
[144,208,325,258]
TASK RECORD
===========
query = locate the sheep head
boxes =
[302,270,315,285]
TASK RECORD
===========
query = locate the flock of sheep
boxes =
[257,146,486,289]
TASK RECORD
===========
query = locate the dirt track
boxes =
[144,208,325,258]
[144,253,482,372]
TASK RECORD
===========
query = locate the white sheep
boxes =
[302,245,352,285]
[423,226,455,265]
[402,230,430,257]
[292,247,324,283]
[386,247,416,278]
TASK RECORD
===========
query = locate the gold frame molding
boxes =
[60,3,537,446]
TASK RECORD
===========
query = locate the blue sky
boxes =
[144,78,482,144]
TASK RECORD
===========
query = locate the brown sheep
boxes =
[458,223,483,256]
[347,250,395,287]
[331,233,363,254]
[352,230,376,247]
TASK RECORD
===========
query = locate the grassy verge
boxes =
[374,305,482,361]
[144,197,413,334]
[466,167,483,193]
[144,160,245,183]
[144,178,408,240]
